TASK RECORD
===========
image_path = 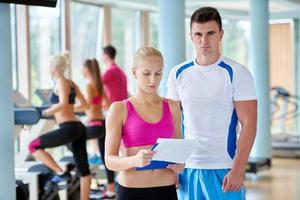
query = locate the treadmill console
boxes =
[13,91,40,125]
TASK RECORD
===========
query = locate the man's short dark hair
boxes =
[190,7,222,30]
[103,45,116,59]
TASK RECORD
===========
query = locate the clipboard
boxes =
[136,138,197,171]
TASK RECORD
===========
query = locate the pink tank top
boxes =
[122,99,175,148]
[91,96,102,105]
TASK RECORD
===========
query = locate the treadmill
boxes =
[13,91,60,200]
[14,91,83,200]
[271,87,300,158]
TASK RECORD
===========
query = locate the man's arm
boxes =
[222,100,257,192]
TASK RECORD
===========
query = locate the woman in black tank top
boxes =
[28,52,91,200]
[50,80,76,104]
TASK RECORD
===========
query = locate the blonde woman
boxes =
[105,47,184,200]
[28,52,91,200]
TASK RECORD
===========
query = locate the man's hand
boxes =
[222,168,244,192]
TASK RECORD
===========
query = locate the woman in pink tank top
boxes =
[81,59,116,198]
[105,47,183,200]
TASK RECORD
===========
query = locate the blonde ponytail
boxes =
[49,50,70,74]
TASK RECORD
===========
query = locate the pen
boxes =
[151,143,159,151]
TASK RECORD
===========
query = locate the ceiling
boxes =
[185,0,300,19]
[80,0,300,19]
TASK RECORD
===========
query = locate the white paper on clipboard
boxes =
[152,138,198,164]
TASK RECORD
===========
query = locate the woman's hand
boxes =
[134,149,154,167]
[167,164,185,174]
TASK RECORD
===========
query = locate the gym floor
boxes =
[245,158,300,200]
[93,158,300,200]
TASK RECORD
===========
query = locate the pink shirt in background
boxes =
[102,63,128,103]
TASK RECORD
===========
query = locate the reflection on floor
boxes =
[245,158,300,200]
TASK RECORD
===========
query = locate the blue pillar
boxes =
[249,0,271,158]
[0,3,15,200]
[295,19,300,136]
[158,0,185,96]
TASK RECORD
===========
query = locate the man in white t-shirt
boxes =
[167,7,257,200]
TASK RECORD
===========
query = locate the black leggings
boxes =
[29,121,90,177]
[116,184,178,200]
[86,119,115,184]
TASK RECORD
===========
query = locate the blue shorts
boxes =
[178,168,246,200]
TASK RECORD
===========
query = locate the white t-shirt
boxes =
[167,56,256,169]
